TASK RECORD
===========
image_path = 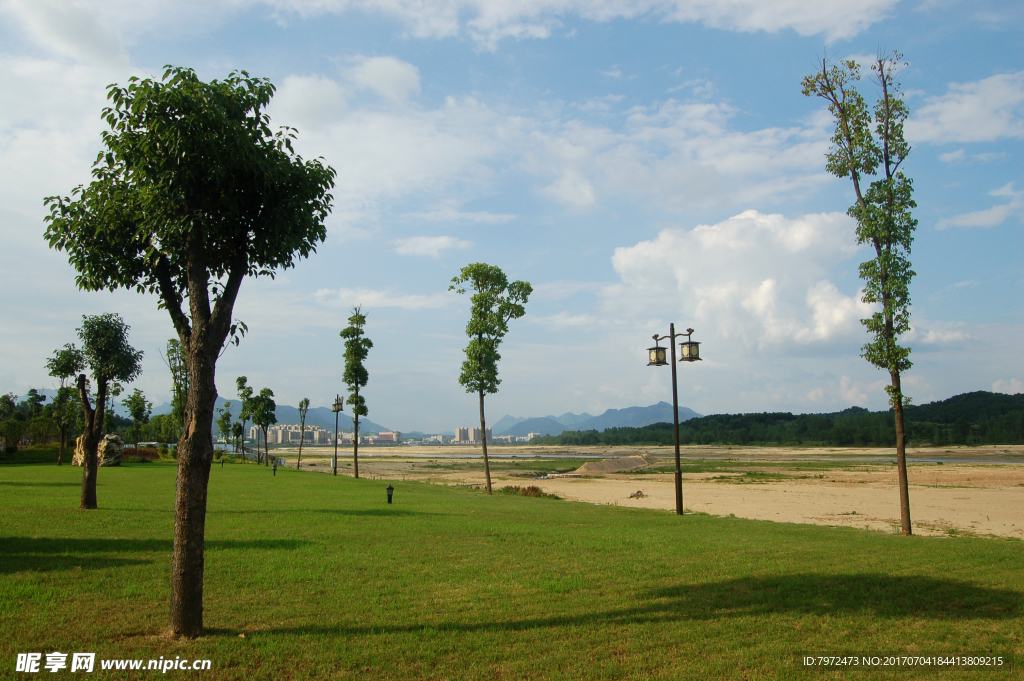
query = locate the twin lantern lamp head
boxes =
[648,328,700,366]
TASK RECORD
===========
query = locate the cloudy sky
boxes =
[1,0,1021,432]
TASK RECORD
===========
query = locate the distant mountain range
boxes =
[154,396,390,433]
[494,402,701,437]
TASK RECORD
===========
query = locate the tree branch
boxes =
[154,253,192,340]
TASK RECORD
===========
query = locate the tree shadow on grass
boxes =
[257,573,1022,638]
[0,537,310,574]
[208,509,434,518]
[0,481,81,487]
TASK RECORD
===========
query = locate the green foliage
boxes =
[537,392,1024,447]
[449,263,532,396]
[122,388,152,425]
[76,314,144,389]
[217,401,234,444]
[0,393,15,421]
[248,388,277,433]
[43,66,336,306]
[0,419,26,451]
[161,339,188,431]
[236,376,253,423]
[27,416,55,445]
[802,52,916,408]
[340,307,372,419]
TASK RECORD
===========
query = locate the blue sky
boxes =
[0,0,1021,433]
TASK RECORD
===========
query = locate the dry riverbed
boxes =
[269,444,1024,539]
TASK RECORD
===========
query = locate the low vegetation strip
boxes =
[536,391,1024,447]
[1,463,1021,679]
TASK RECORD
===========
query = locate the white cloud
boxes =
[345,56,420,103]
[909,70,1024,143]
[392,235,473,257]
[257,0,896,45]
[405,202,515,224]
[993,378,1023,395]
[4,0,127,66]
[314,286,452,309]
[937,182,1023,229]
[603,210,870,348]
[938,149,965,163]
[270,74,348,131]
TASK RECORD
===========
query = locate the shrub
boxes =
[498,485,559,500]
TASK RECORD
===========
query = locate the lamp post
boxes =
[332,395,344,476]
[647,324,701,515]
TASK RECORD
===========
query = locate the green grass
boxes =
[1,463,1021,679]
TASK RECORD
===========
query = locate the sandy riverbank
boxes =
[262,444,1024,539]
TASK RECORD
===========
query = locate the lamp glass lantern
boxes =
[647,343,668,366]
[679,340,700,362]
[332,396,344,412]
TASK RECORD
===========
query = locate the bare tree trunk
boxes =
[297,424,304,469]
[169,344,217,638]
[891,370,912,535]
[353,414,359,479]
[57,425,66,466]
[77,374,105,509]
[479,389,491,495]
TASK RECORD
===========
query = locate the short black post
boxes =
[273,462,277,477]
[386,484,394,504]
[221,458,224,468]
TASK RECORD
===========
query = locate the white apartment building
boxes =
[456,427,492,443]
[248,424,330,445]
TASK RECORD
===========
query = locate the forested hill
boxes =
[533,391,1024,447]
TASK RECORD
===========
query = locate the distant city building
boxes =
[248,424,329,445]
[376,431,402,443]
[526,432,541,441]
[461,427,493,443]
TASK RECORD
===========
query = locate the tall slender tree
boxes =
[340,307,372,479]
[296,397,310,469]
[803,51,917,535]
[46,344,85,465]
[75,314,143,508]
[236,377,254,461]
[216,401,233,455]
[450,264,531,495]
[122,388,153,455]
[231,422,243,454]
[44,66,335,636]
[248,388,276,467]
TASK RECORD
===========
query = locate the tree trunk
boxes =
[353,414,359,479]
[77,374,105,510]
[479,389,491,495]
[891,370,912,535]
[169,343,217,638]
[264,427,270,466]
[297,422,304,469]
[57,424,66,466]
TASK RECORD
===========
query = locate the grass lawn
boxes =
[1,459,1021,679]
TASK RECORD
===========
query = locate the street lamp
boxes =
[332,395,344,476]
[647,324,701,515]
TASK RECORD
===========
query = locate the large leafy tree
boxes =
[802,52,917,535]
[76,313,143,508]
[296,397,310,469]
[450,264,531,495]
[122,388,153,455]
[44,66,335,636]
[340,307,372,479]
[46,344,86,465]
